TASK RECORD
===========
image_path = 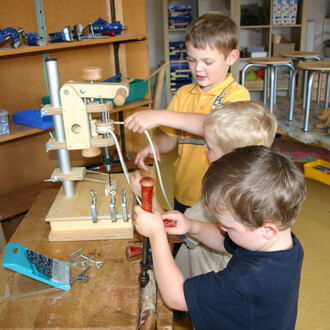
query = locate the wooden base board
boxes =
[45,172,134,241]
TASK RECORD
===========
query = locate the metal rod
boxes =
[45,58,74,197]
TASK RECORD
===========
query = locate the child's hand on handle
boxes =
[162,211,193,235]
[124,110,162,133]
[133,205,165,239]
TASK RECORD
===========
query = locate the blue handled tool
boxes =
[22,32,47,46]
[0,27,24,48]
[90,18,128,35]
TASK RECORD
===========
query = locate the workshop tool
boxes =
[89,18,127,35]
[138,176,155,287]
[2,243,71,291]
[126,246,143,258]
[70,248,92,266]
[22,32,47,46]
[71,265,91,284]
[80,254,104,268]
[122,188,128,221]
[0,27,24,48]
[126,220,174,259]
[49,26,73,43]
[90,189,98,223]
[137,177,157,329]
[109,190,117,222]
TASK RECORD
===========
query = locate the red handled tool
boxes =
[138,176,155,287]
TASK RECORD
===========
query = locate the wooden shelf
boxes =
[0,33,147,58]
[241,24,302,29]
[0,98,153,144]
[0,121,47,143]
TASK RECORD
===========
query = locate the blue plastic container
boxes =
[12,109,54,130]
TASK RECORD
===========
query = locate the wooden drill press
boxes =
[42,59,135,241]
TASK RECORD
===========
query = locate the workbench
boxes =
[0,180,173,328]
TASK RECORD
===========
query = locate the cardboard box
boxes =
[272,0,282,25]
[272,42,295,56]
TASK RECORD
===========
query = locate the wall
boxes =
[146,0,328,108]
[306,0,329,56]
[146,0,167,109]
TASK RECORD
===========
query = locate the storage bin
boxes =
[12,109,54,130]
[304,159,330,186]
[0,109,10,135]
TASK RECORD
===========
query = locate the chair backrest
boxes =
[144,62,168,109]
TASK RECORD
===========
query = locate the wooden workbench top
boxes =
[0,184,173,328]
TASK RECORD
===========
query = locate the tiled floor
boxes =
[155,133,330,329]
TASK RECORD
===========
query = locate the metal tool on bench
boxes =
[69,248,104,268]
[71,266,91,284]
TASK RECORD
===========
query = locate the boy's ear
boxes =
[262,223,279,240]
[226,49,239,66]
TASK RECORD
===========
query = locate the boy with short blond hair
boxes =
[175,100,277,279]
[133,145,306,329]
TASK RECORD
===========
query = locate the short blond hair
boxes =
[202,146,306,230]
[185,12,238,58]
[204,101,277,154]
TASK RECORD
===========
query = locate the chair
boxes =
[241,57,294,113]
[144,62,169,109]
[280,51,322,107]
[289,61,330,132]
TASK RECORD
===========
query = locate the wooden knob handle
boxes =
[139,177,155,213]
[113,87,128,106]
[81,66,102,81]
[82,147,101,158]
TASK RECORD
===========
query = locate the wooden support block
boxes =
[45,173,134,241]
[46,135,115,150]
[105,180,117,195]
[51,167,86,181]
[41,101,113,116]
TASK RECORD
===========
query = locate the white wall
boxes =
[306,0,329,57]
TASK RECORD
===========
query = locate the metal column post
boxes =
[45,58,75,197]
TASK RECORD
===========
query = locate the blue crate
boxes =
[12,109,54,130]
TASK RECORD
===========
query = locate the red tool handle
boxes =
[139,177,155,212]
[126,246,143,258]
[163,219,176,228]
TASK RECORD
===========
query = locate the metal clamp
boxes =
[121,188,128,222]
[90,189,98,223]
[110,190,116,222]
[70,248,92,266]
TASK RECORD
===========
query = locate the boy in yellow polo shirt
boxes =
[125,12,249,216]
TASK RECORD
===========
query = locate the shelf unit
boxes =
[231,0,308,88]
[162,0,230,104]
[162,0,308,102]
[0,0,150,196]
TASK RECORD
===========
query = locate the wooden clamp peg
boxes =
[81,66,102,158]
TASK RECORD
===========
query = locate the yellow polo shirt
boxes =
[161,73,250,207]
